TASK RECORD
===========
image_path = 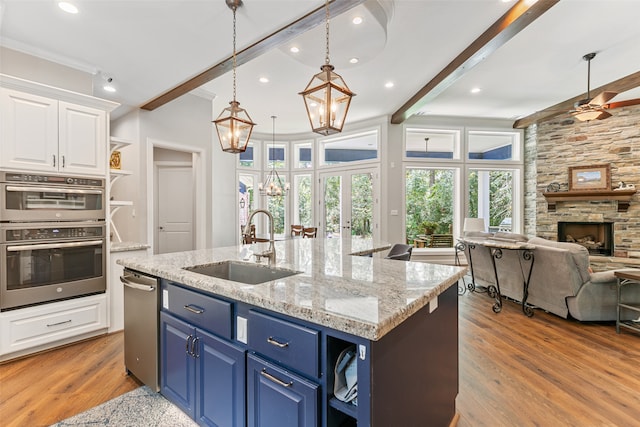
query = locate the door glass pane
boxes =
[324,176,342,238]
[294,174,312,226]
[405,168,454,247]
[468,169,513,232]
[239,174,255,236]
[351,173,373,238]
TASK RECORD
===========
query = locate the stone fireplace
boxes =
[558,222,614,256]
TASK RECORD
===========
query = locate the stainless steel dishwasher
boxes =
[121,268,159,391]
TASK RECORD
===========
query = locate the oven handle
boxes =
[6,185,103,195]
[7,240,104,251]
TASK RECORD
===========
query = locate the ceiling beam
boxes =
[512,71,640,129]
[140,0,365,111]
[390,0,559,125]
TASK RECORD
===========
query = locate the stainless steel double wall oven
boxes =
[0,171,107,311]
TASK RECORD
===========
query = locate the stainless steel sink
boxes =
[184,261,301,285]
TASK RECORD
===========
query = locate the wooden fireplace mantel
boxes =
[543,189,637,212]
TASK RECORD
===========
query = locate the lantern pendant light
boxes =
[259,116,290,197]
[299,0,355,136]
[214,0,255,153]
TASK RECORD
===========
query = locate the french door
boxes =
[319,167,379,240]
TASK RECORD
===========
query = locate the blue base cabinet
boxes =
[246,353,319,427]
[160,311,246,427]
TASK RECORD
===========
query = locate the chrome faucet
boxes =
[243,209,276,266]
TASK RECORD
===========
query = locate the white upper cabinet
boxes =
[59,101,107,176]
[0,88,59,172]
[0,75,118,177]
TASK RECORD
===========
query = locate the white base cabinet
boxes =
[0,294,108,361]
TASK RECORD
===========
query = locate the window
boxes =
[403,124,523,246]
[320,131,378,166]
[293,142,313,169]
[468,168,517,232]
[405,128,460,159]
[238,141,258,168]
[405,168,455,246]
[266,142,287,169]
[467,131,519,161]
[266,173,288,236]
[293,174,313,227]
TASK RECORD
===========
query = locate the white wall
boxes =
[0,46,94,95]
[112,93,222,248]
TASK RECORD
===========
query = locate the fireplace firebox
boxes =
[557,222,613,256]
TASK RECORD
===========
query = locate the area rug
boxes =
[50,386,197,426]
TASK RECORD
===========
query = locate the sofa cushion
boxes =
[528,237,591,284]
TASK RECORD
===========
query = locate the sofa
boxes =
[461,231,640,321]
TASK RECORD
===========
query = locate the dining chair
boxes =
[242,224,256,244]
[291,224,304,237]
[302,227,318,238]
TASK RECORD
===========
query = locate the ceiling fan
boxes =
[570,52,618,121]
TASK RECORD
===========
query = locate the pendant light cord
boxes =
[232,6,237,101]
[324,0,330,65]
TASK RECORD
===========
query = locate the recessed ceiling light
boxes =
[385,81,394,88]
[349,57,359,64]
[471,87,482,94]
[259,77,269,83]
[58,2,78,14]
[290,46,299,53]
[103,84,116,93]
[352,16,363,25]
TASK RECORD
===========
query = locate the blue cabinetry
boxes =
[246,353,319,427]
[161,307,245,426]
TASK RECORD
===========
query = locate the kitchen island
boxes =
[119,238,466,427]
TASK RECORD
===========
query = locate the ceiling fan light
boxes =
[572,109,610,122]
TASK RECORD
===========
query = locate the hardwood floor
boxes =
[1,293,639,427]
[457,288,640,427]
[0,332,139,427]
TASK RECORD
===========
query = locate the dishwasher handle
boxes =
[120,275,156,292]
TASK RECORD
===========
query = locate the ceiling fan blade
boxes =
[589,91,618,106]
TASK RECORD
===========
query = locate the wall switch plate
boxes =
[162,289,169,309]
[237,316,248,344]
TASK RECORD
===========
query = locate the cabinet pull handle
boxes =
[62,155,65,168]
[52,155,56,167]
[185,334,194,355]
[184,304,204,314]
[267,336,289,348]
[260,368,293,388]
[46,319,71,327]
[192,337,200,358]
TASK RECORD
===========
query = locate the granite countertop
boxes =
[461,236,535,250]
[111,241,151,253]
[118,238,467,341]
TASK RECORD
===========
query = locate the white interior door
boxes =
[320,167,378,240]
[156,164,194,254]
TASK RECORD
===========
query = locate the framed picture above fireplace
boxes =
[568,164,611,191]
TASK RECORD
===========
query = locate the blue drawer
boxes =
[162,282,232,339]
[248,310,319,378]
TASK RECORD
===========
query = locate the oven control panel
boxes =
[3,225,105,242]
[1,172,103,187]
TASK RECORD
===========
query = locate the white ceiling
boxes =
[2,0,640,135]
